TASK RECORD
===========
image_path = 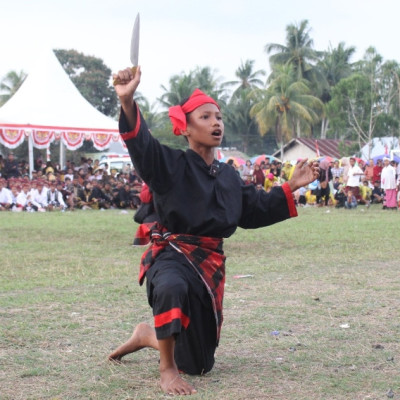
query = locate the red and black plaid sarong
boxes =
[134,222,226,341]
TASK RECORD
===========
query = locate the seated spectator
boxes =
[345,189,357,209]
[333,176,341,191]
[46,182,67,211]
[263,173,276,192]
[359,180,372,206]
[79,181,99,210]
[102,182,116,208]
[297,186,307,206]
[30,181,48,211]
[334,184,346,208]
[91,180,111,209]
[116,182,135,209]
[0,179,13,210]
[371,180,384,204]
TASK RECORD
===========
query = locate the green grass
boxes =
[1,205,400,399]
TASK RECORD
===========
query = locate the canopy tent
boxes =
[0,49,123,174]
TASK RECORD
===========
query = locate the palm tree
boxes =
[265,20,322,82]
[319,42,356,88]
[225,60,266,96]
[223,89,261,154]
[318,42,356,137]
[158,67,228,110]
[158,72,197,109]
[250,64,324,157]
[0,70,27,106]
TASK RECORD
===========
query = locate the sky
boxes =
[1,0,400,106]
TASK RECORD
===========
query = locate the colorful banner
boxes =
[61,131,85,150]
[0,127,25,149]
[91,132,113,151]
[32,130,55,149]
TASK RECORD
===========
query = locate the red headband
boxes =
[168,89,220,136]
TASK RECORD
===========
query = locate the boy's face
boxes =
[184,104,224,148]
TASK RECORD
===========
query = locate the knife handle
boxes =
[113,66,138,86]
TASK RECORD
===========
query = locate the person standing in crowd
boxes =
[372,159,383,184]
[363,159,375,185]
[345,157,364,201]
[381,157,397,209]
[331,159,344,181]
[242,160,253,182]
[107,66,319,396]
[252,163,265,189]
[3,152,21,179]
[317,160,332,206]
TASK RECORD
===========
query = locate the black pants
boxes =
[146,248,217,375]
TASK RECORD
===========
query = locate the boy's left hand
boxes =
[288,159,320,192]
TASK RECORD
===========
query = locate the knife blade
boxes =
[113,13,140,85]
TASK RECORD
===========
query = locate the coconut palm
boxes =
[223,89,261,154]
[158,66,228,109]
[225,59,266,96]
[318,42,356,137]
[250,64,324,149]
[265,20,322,82]
[0,70,27,106]
[319,42,356,88]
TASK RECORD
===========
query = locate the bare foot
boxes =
[108,322,158,361]
[160,367,197,396]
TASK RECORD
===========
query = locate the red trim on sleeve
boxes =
[154,307,190,329]
[281,182,298,218]
[120,102,141,141]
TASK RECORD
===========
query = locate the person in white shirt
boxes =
[381,157,397,209]
[0,179,12,210]
[344,157,364,201]
[30,181,48,211]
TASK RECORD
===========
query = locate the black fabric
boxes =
[120,110,292,237]
[146,248,216,375]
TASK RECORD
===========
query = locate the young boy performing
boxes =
[108,66,319,395]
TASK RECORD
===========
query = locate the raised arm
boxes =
[113,66,142,131]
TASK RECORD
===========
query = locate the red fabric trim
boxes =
[120,103,141,141]
[281,182,298,218]
[154,307,190,329]
[139,183,153,203]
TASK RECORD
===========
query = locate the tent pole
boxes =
[59,140,65,170]
[28,131,34,179]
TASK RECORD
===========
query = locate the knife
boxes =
[113,13,140,85]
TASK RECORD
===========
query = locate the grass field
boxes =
[1,205,400,399]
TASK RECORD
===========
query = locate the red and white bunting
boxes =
[91,132,113,150]
[32,130,55,149]
[61,131,85,150]
[0,127,25,149]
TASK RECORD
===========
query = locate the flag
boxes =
[315,140,320,157]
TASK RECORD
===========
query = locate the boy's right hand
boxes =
[113,66,141,106]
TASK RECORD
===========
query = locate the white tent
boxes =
[0,49,123,173]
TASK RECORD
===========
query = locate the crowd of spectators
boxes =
[0,153,143,212]
[1,152,400,212]
[229,155,400,210]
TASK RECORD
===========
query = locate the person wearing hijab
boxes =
[108,66,319,396]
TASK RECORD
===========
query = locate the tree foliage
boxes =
[0,70,27,106]
[53,49,118,118]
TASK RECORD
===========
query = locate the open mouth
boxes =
[212,130,222,137]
